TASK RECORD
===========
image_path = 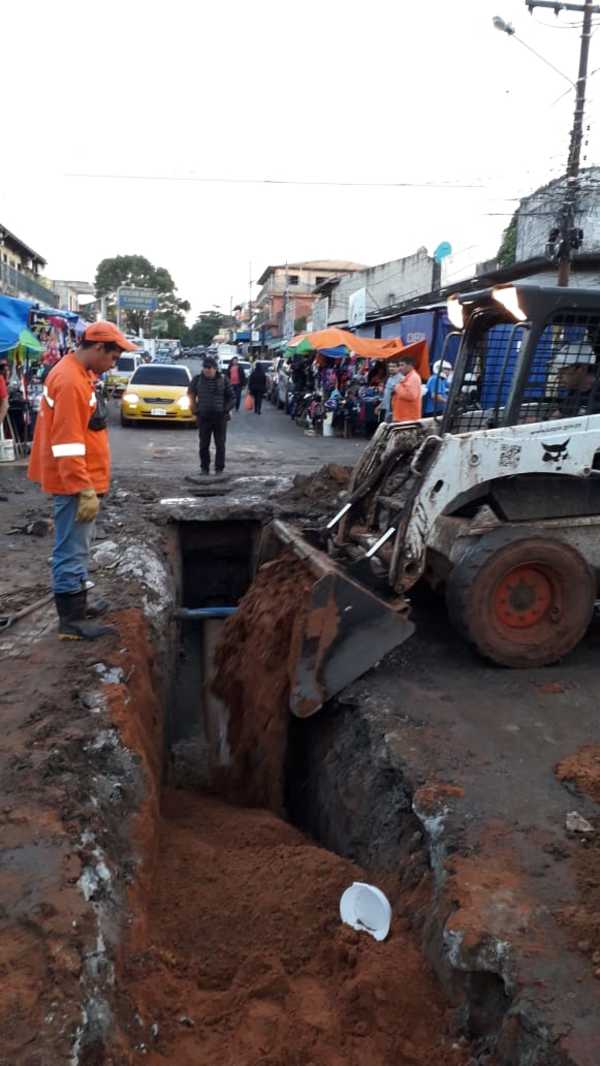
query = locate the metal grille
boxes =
[446,321,528,433]
[515,310,600,424]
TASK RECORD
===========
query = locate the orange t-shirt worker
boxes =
[391,357,423,423]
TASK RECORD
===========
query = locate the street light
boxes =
[492,15,574,85]
[493,15,515,33]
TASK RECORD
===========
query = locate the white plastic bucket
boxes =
[340,882,392,941]
[0,437,15,462]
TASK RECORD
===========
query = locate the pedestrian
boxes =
[422,359,452,417]
[188,355,234,474]
[28,322,137,640]
[226,356,247,411]
[248,362,267,415]
[0,360,8,434]
[382,360,403,422]
[391,356,423,423]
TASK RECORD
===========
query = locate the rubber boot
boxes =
[55,591,115,641]
[83,590,110,618]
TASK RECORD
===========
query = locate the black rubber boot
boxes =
[55,591,115,641]
[84,593,110,618]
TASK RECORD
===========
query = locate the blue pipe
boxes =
[174,607,237,620]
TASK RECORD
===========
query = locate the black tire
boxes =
[446,534,594,668]
[120,414,131,428]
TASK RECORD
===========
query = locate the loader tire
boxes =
[446,535,594,668]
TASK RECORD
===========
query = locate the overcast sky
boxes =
[3,0,599,319]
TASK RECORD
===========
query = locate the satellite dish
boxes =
[433,241,452,263]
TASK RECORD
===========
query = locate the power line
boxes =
[64,172,484,191]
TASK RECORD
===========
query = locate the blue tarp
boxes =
[0,294,32,354]
[319,345,348,359]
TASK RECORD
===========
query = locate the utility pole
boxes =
[526,0,598,284]
[248,261,252,357]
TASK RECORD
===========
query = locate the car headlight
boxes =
[123,393,139,405]
[177,394,191,410]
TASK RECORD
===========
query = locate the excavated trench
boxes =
[113,518,502,1065]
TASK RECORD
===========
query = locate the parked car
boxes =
[106,353,143,396]
[120,364,195,426]
[276,359,292,409]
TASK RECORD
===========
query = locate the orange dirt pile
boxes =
[212,553,313,813]
[120,790,469,1066]
[556,746,600,962]
[556,745,600,804]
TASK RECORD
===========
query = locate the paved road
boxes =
[109,359,366,479]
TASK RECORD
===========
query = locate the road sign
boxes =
[117,287,159,311]
[348,288,367,327]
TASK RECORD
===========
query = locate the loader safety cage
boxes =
[441,285,600,436]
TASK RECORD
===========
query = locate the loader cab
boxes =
[442,284,600,436]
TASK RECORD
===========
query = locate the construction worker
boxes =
[28,322,136,639]
[391,355,423,423]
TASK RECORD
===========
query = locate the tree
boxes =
[182,312,236,347]
[95,255,191,338]
[497,212,518,268]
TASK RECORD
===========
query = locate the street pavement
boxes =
[109,360,366,479]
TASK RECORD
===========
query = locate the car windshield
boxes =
[117,356,135,372]
[130,366,189,386]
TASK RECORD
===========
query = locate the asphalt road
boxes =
[109,358,366,479]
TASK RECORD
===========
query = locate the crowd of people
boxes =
[278,349,453,437]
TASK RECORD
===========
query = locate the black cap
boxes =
[203,355,217,368]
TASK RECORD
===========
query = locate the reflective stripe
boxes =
[43,386,55,408]
[51,442,86,458]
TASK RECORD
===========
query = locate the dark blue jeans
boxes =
[52,494,96,594]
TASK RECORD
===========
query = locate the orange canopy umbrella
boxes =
[289,328,429,380]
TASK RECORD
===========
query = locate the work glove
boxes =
[76,487,100,523]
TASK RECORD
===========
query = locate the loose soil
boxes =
[555,747,600,966]
[276,463,351,514]
[212,552,314,813]
[120,789,470,1066]
[556,745,600,805]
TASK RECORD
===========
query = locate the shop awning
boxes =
[0,294,33,354]
[287,328,429,379]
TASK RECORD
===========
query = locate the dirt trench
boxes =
[105,543,476,1065]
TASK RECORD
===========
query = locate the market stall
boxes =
[283,328,429,437]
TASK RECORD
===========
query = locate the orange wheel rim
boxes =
[493,565,555,629]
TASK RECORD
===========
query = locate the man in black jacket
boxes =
[189,356,234,474]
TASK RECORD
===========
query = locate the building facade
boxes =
[323,248,441,327]
[255,260,366,345]
[516,168,600,262]
[0,224,58,306]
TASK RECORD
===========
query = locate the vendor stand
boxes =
[284,328,429,438]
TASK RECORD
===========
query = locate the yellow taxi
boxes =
[120,363,195,426]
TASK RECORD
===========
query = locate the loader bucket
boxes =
[259,520,415,718]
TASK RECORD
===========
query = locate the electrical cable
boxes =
[64,172,484,190]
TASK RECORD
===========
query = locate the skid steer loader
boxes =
[264,284,600,717]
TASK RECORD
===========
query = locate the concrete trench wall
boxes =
[285,691,573,1066]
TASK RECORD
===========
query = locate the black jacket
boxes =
[248,366,267,395]
[189,372,234,417]
[226,364,247,388]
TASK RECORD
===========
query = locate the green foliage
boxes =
[497,211,518,268]
[94,254,190,338]
[182,312,235,347]
[294,315,308,332]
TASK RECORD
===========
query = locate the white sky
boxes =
[3,0,600,319]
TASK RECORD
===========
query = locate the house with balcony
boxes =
[255,260,366,346]
[0,223,58,307]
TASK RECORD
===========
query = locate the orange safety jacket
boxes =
[392,369,423,423]
[28,353,111,495]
